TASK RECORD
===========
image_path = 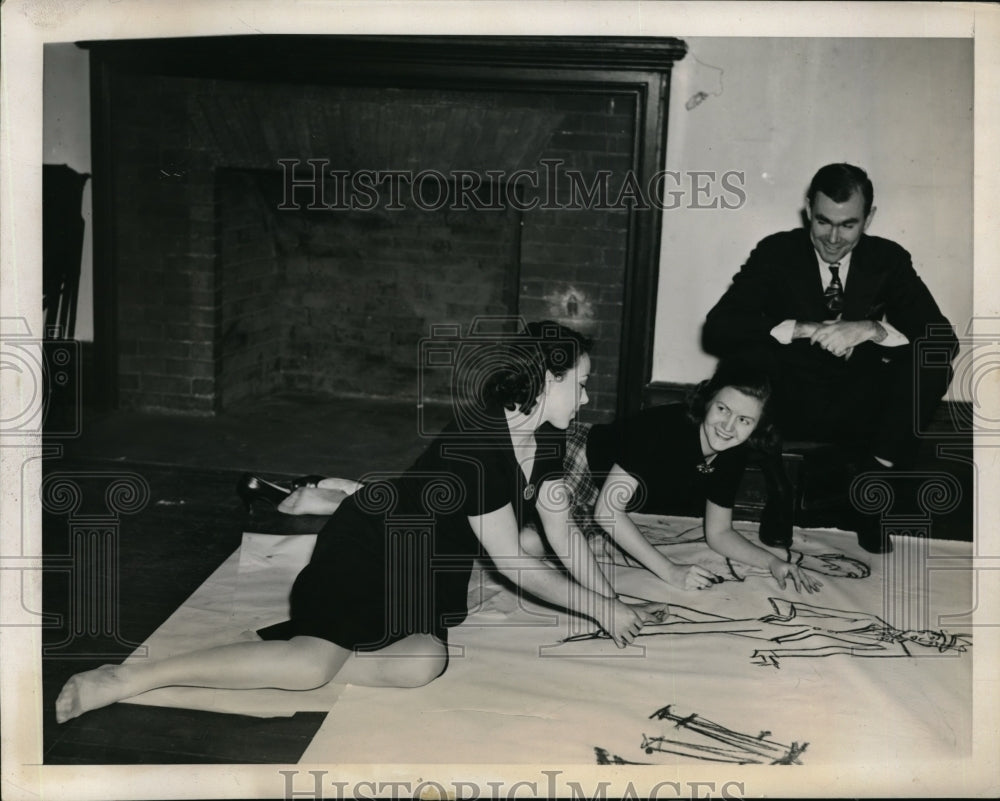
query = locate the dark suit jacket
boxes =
[702,228,957,356]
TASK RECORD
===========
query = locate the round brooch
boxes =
[696,461,715,475]
[523,484,535,500]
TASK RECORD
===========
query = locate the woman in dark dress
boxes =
[565,360,821,594]
[55,322,664,723]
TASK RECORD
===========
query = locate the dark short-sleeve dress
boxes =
[584,403,747,516]
[272,408,565,652]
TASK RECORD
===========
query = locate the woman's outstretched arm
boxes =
[534,478,617,597]
[703,501,821,593]
[470,503,663,648]
[593,465,717,590]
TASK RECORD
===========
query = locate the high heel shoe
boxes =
[290,474,327,490]
[236,473,292,513]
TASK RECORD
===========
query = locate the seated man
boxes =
[702,163,958,554]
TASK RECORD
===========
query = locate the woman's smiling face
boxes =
[700,386,763,455]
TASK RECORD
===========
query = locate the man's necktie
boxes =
[823,261,843,317]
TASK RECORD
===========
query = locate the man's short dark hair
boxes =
[807,163,874,217]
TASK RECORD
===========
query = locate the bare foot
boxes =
[55,664,131,723]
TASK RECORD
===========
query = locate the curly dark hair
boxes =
[685,359,780,453]
[479,320,593,415]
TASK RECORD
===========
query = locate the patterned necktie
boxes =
[823,262,843,317]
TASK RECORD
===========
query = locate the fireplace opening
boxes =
[217,169,523,410]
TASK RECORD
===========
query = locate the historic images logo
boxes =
[276,159,747,213]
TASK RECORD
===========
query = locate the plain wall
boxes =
[43,42,92,341]
[654,37,973,400]
[42,37,975,388]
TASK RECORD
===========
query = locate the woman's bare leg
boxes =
[56,635,349,723]
[335,632,449,688]
[56,630,448,723]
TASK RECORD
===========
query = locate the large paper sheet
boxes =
[120,517,972,768]
[302,517,972,765]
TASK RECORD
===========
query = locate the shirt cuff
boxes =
[769,319,796,344]
[876,320,909,347]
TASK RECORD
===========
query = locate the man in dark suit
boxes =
[702,163,958,554]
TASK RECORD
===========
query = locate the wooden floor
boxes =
[39,393,973,763]
[42,396,452,764]
[40,461,323,763]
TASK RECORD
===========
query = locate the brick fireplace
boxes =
[216,167,525,407]
[85,36,686,421]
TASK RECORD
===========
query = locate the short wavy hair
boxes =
[480,320,593,415]
[807,162,874,217]
[685,359,779,453]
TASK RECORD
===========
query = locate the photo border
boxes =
[2,2,998,799]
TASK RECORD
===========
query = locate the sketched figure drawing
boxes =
[562,597,970,667]
[594,747,649,765]
[611,520,872,582]
[596,704,806,765]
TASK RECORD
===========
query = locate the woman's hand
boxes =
[597,599,667,648]
[768,556,822,594]
[662,562,720,591]
[631,600,670,623]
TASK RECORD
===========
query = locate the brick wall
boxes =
[110,73,635,421]
[261,172,521,402]
[217,170,283,409]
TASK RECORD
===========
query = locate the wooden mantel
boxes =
[83,35,687,416]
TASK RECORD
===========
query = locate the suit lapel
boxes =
[790,230,828,319]
[842,237,884,320]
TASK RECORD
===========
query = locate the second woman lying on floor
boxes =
[241,359,820,595]
[563,359,820,594]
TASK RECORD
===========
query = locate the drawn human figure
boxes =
[594,747,648,765]
[604,519,871,583]
[640,705,807,765]
[595,704,806,766]
[561,597,969,667]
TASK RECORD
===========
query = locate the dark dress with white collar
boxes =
[275,406,565,651]
[584,403,748,516]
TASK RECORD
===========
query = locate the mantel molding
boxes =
[79,35,687,80]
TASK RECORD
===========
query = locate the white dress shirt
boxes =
[769,249,908,346]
